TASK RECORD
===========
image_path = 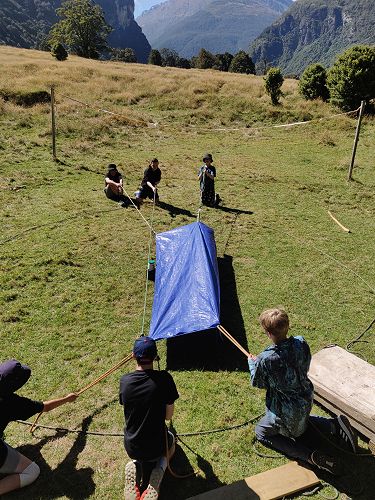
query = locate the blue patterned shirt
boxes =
[248,336,314,437]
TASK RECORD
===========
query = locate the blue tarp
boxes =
[149,222,220,340]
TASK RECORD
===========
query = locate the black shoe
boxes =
[335,415,358,453]
[310,451,341,475]
[214,194,222,207]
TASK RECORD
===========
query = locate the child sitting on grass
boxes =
[248,308,357,475]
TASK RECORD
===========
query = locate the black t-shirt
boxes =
[141,167,161,188]
[0,394,44,466]
[105,170,122,186]
[119,370,179,461]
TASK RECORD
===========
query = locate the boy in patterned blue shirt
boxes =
[248,308,357,474]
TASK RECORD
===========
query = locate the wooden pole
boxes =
[51,86,57,160]
[348,100,366,181]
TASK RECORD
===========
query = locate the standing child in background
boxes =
[248,308,357,475]
[104,163,129,207]
[198,153,221,207]
[135,158,161,209]
[0,359,77,495]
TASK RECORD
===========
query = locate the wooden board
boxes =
[309,346,375,441]
[187,462,320,500]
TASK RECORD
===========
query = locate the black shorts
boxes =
[138,185,159,200]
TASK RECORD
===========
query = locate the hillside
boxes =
[1,46,375,500]
[137,0,292,58]
[249,0,375,75]
[0,0,151,63]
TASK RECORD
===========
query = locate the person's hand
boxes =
[248,354,257,361]
[66,393,78,403]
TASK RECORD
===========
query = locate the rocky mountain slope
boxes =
[0,0,151,62]
[137,0,292,58]
[249,0,375,74]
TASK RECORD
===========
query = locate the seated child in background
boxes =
[104,163,129,207]
[198,153,221,208]
[0,359,77,495]
[135,158,161,209]
[248,308,357,475]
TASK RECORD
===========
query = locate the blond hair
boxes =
[259,308,289,338]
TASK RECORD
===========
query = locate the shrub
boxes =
[148,49,162,66]
[264,67,284,105]
[327,45,375,110]
[0,90,50,107]
[51,43,68,61]
[111,48,137,63]
[299,64,329,101]
[229,51,255,75]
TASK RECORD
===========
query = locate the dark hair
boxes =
[107,163,117,171]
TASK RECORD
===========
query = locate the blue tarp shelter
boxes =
[149,222,220,340]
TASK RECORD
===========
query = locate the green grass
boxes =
[0,46,374,499]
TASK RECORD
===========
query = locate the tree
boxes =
[48,0,111,59]
[195,48,215,69]
[51,42,68,61]
[299,63,329,101]
[327,45,375,110]
[229,51,255,74]
[176,57,191,69]
[264,67,284,105]
[111,48,137,63]
[148,49,162,66]
[160,48,180,67]
[213,52,233,72]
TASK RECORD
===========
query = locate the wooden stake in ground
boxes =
[348,100,366,181]
[327,211,350,233]
[51,86,57,161]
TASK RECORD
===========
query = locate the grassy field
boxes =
[0,46,374,499]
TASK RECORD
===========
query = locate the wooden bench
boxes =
[187,462,320,500]
[309,345,375,444]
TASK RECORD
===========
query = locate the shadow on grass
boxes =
[158,201,196,219]
[5,400,116,499]
[215,205,254,216]
[166,254,249,371]
[161,432,224,500]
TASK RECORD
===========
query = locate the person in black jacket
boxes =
[0,359,77,495]
[135,159,161,209]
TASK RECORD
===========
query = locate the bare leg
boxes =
[0,453,33,495]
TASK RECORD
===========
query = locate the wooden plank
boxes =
[309,346,375,441]
[187,462,320,500]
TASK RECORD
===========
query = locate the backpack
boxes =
[0,359,31,396]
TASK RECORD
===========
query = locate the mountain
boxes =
[137,0,292,58]
[249,0,375,75]
[134,0,162,18]
[0,0,151,63]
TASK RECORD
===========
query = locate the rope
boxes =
[29,353,133,433]
[327,211,350,233]
[165,427,197,479]
[122,186,156,235]
[18,413,262,438]
[59,93,145,126]
[140,188,157,336]
[346,316,375,352]
[209,107,360,132]
[217,325,253,358]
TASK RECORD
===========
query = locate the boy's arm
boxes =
[43,393,77,412]
[248,356,267,389]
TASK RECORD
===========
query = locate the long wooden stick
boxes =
[218,325,253,358]
[328,211,350,233]
[30,353,133,433]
